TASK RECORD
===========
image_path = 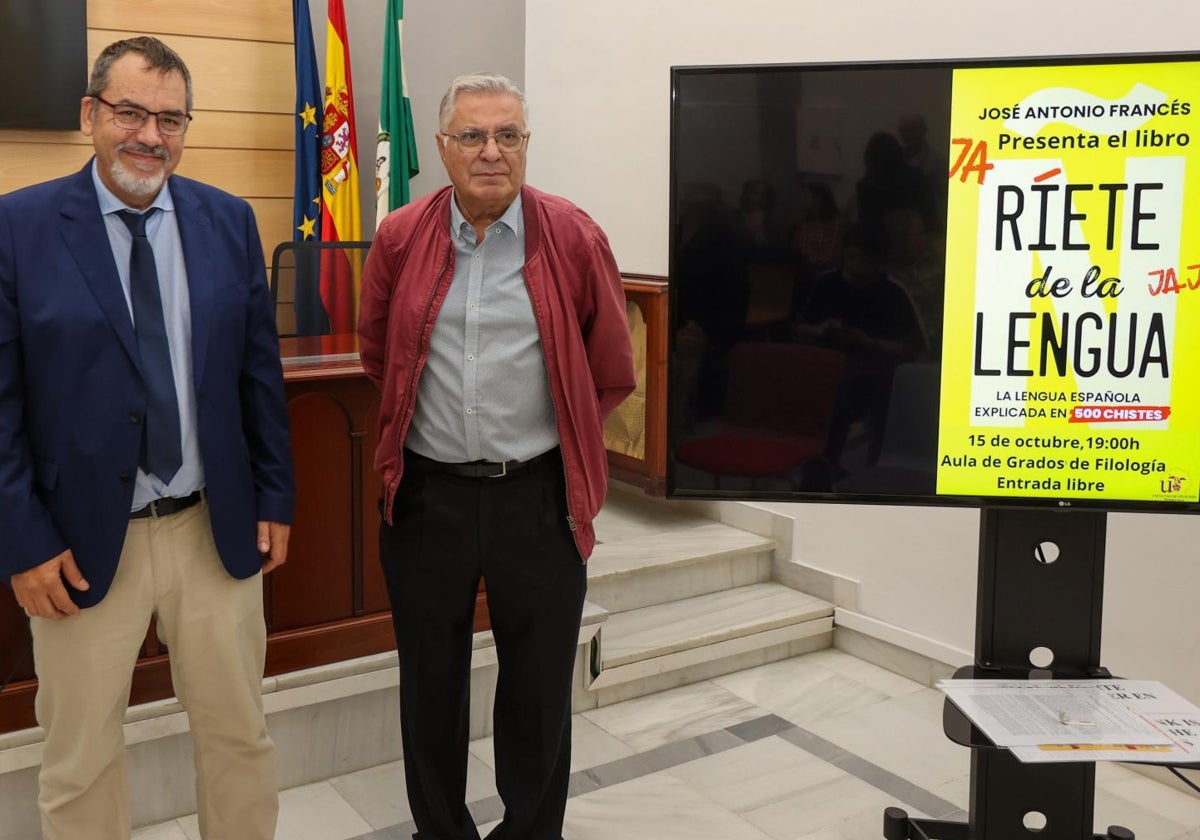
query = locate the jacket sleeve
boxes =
[0,200,69,582]
[582,227,636,420]
[358,225,397,391]
[237,204,296,525]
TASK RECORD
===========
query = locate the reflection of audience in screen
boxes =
[794,225,926,470]
[735,178,801,341]
[674,182,747,425]
[790,181,842,308]
[853,131,931,243]
[884,207,944,361]
[734,178,791,254]
[897,112,947,225]
[897,113,936,179]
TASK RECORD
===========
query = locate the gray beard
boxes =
[109,154,168,200]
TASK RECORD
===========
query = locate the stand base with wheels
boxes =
[882,507,1135,839]
[883,805,1135,840]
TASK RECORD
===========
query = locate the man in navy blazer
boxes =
[0,37,294,839]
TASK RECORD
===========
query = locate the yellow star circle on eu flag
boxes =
[297,214,317,240]
[299,103,317,129]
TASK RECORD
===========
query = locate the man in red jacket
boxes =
[358,72,635,840]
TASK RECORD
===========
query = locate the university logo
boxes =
[1160,475,1187,494]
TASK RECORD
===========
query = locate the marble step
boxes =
[586,522,775,613]
[586,582,833,703]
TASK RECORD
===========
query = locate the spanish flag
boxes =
[319,0,362,334]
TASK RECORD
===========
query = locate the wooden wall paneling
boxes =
[2,618,407,735]
[0,146,289,200]
[472,591,491,633]
[274,275,299,338]
[606,278,669,495]
[0,153,291,258]
[0,682,36,732]
[639,283,670,479]
[174,148,291,197]
[360,399,389,615]
[2,654,179,734]
[245,197,295,262]
[87,0,294,44]
[184,112,295,151]
[0,595,34,685]
[0,128,87,147]
[271,391,356,631]
[87,31,294,115]
[0,144,94,194]
[0,540,37,730]
[0,112,293,151]
[0,10,296,262]
[126,656,176,706]
[264,614,396,677]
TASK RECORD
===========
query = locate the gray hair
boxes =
[438,72,527,132]
[86,36,194,114]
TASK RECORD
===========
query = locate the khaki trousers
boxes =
[31,501,277,840]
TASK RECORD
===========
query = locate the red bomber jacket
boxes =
[358,185,636,560]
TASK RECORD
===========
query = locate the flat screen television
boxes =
[0,0,88,130]
[668,52,1200,513]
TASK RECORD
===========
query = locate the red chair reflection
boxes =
[675,341,846,487]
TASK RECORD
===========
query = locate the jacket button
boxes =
[129,412,141,423]
[119,473,132,485]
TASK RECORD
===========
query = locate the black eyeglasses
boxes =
[442,128,529,153]
[90,94,193,136]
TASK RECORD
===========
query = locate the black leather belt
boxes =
[403,448,558,479]
[130,489,204,519]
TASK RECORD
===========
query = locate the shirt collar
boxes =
[449,191,523,244]
[91,157,175,217]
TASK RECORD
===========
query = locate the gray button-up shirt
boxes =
[405,193,559,463]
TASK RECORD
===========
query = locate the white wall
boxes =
[525,0,1200,274]
[525,0,1200,699]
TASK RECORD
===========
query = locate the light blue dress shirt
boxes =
[406,193,559,463]
[91,161,204,509]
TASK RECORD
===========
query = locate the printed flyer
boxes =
[937,61,1200,503]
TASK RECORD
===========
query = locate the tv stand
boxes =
[882,506,1136,839]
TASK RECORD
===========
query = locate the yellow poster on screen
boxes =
[937,62,1200,503]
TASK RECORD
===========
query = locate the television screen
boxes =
[0,0,88,130]
[668,53,1200,513]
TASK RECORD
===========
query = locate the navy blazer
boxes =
[0,162,295,607]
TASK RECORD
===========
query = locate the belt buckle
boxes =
[487,461,508,479]
[148,499,160,518]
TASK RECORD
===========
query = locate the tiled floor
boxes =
[129,491,1200,838]
[135,647,1200,840]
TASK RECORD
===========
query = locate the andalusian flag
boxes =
[319,0,362,334]
[375,0,419,228]
[290,0,328,335]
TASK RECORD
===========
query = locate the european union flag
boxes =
[291,0,329,335]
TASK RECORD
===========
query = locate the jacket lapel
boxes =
[171,179,215,388]
[59,164,142,371]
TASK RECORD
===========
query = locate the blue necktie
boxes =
[118,209,183,484]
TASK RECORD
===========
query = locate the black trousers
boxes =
[379,450,587,840]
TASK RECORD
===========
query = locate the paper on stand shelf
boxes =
[936,679,1200,763]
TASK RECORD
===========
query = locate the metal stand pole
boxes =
[883,507,1135,839]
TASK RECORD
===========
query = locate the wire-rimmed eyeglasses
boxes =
[441,128,529,153]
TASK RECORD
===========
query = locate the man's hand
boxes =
[257,521,291,574]
[10,550,90,620]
